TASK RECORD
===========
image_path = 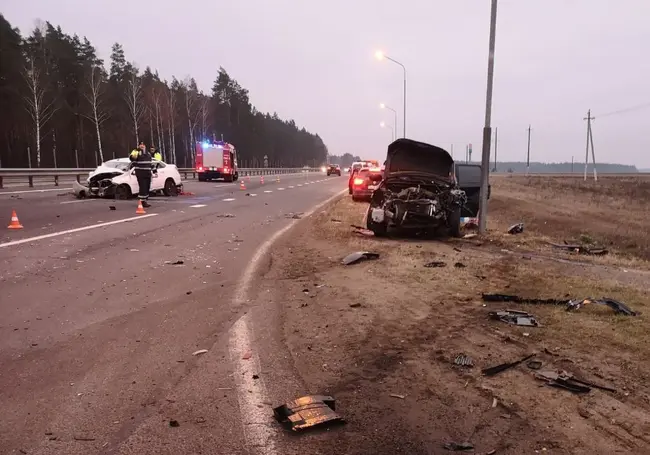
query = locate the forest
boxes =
[0,14,329,169]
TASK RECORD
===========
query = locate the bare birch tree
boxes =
[183,81,197,166]
[166,84,177,164]
[22,56,58,167]
[82,65,109,162]
[199,97,209,141]
[124,71,144,144]
[152,86,165,161]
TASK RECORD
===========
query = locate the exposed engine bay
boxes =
[369,179,466,231]
[87,172,122,197]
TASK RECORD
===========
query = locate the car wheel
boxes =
[448,206,462,238]
[115,184,131,200]
[198,174,207,182]
[163,178,178,196]
[233,173,239,181]
[348,186,352,195]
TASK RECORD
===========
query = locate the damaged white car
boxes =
[366,139,467,238]
[73,158,183,199]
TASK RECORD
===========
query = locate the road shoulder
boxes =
[252,196,650,455]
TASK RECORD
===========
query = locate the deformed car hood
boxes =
[384,139,454,181]
[87,165,126,183]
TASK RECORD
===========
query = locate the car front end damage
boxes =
[73,171,122,199]
[365,139,466,237]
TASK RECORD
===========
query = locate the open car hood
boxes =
[384,139,454,181]
[87,165,126,183]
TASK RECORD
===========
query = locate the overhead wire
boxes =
[596,102,650,118]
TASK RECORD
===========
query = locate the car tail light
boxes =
[353,178,365,185]
[224,166,230,173]
[197,166,203,172]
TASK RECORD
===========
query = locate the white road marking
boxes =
[263,190,272,193]
[297,184,303,187]
[0,187,72,195]
[189,204,207,208]
[60,199,96,204]
[278,188,285,191]
[223,198,236,202]
[0,214,159,249]
[230,188,347,454]
[288,186,294,189]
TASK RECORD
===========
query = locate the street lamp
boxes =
[380,121,394,141]
[379,103,398,137]
[375,50,407,138]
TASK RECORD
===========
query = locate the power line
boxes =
[597,101,650,118]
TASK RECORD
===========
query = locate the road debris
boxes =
[342,251,380,265]
[169,419,180,427]
[389,393,406,399]
[454,354,474,367]
[273,395,345,431]
[165,260,185,265]
[489,310,539,327]
[424,261,446,268]
[242,351,252,360]
[482,353,536,377]
[192,349,208,356]
[483,293,637,316]
[109,205,116,210]
[454,262,466,268]
[508,222,524,234]
[73,436,96,441]
[351,224,375,236]
[527,360,543,370]
[547,240,608,255]
[443,441,474,451]
[535,370,616,394]
[349,303,362,308]
[463,233,477,239]
[216,213,235,218]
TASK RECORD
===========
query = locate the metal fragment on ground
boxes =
[507,222,524,234]
[489,309,539,327]
[342,251,380,265]
[389,393,405,399]
[527,360,542,370]
[443,441,474,451]
[273,395,345,431]
[454,354,474,367]
[424,261,446,268]
[192,349,208,356]
[482,353,536,377]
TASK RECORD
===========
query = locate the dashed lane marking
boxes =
[60,199,97,204]
[0,187,72,195]
[0,214,159,249]
[263,190,272,193]
[278,188,285,191]
[288,186,294,189]
[189,204,207,208]
[223,198,236,202]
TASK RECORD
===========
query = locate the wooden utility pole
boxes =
[526,125,531,176]
[583,109,597,181]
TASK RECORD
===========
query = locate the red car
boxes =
[351,168,383,202]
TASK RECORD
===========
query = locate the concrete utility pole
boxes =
[526,125,531,176]
[493,127,498,171]
[478,0,498,234]
[583,109,597,181]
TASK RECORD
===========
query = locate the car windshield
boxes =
[102,161,130,171]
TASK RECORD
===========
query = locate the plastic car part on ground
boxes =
[489,309,540,327]
[481,353,536,377]
[507,222,524,234]
[273,395,345,431]
[482,293,637,316]
[342,251,380,265]
[547,240,608,255]
[534,370,616,394]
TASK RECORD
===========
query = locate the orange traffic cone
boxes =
[240,180,246,190]
[136,200,146,214]
[7,210,23,229]
[260,176,264,184]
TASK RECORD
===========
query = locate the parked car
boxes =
[365,139,481,237]
[72,158,183,199]
[351,168,383,202]
[326,164,341,176]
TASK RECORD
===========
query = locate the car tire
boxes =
[198,174,207,182]
[115,184,131,200]
[233,173,239,182]
[163,178,177,196]
[448,206,462,238]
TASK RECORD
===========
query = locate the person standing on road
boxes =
[152,147,162,162]
[129,141,156,208]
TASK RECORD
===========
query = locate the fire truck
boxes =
[195,141,239,182]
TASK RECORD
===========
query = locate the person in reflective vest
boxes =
[152,147,162,161]
[129,141,156,207]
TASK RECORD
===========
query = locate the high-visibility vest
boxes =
[153,152,162,161]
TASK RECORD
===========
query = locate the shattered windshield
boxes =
[102,161,130,171]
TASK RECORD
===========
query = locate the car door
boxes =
[151,162,166,190]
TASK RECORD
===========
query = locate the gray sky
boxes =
[4,0,650,167]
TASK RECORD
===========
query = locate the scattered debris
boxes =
[463,233,477,239]
[548,241,608,255]
[454,354,474,367]
[443,441,474,451]
[252,374,259,380]
[331,218,342,223]
[186,291,192,295]
[489,310,539,327]
[216,213,235,218]
[242,351,252,360]
[507,222,524,234]
[342,251,380,265]
[454,262,466,268]
[536,370,616,394]
[424,261,446,268]
[273,395,345,431]
[165,260,185,265]
[192,349,208,356]
[130,249,139,252]
[169,420,180,427]
[482,353,536,377]
[527,360,543,370]
[349,303,362,308]
[389,393,406,399]
[285,212,303,219]
[73,436,96,441]
[109,205,116,211]
[351,224,375,236]
[483,293,637,316]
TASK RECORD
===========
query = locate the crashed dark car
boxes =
[365,139,467,237]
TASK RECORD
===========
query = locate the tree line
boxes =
[0,15,329,169]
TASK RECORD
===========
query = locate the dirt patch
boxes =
[260,193,650,455]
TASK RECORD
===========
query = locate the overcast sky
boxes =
[3,1,650,167]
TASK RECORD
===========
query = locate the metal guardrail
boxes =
[0,167,323,189]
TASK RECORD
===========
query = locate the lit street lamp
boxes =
[379,103,398,137]
[375,50,407,138]
[380,121,394,141]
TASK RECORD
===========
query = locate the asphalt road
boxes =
[0,171,347,455]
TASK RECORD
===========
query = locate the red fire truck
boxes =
[195,141,239,182]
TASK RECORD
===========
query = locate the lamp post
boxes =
[375,51,407,138]
[380,121,394,141]
[379,103,398,139]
